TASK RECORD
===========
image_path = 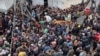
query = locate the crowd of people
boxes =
[0,0,100,56]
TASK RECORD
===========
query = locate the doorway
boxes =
[44,0,48,7]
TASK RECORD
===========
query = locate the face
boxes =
[22,42,27,47]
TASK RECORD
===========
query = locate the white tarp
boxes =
[0,0,13,13]
[32,0,87,9]
[32,0,44,6]
[48,0,53,7]
[56,0,87,9]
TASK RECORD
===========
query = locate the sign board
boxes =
[52,19,72,25]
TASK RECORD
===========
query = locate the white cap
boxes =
[31,44,36,47]
[45,12,47,15]
[3,37,6,40]
[82,33,85,36]
[15,27,18,30]
[7,30,10,33]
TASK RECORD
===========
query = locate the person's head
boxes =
[18,50,27,56]
[22,42,27,48]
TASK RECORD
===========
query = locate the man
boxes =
[18,50,27,56]
[16,42,28,56]
[91,0,96,12]
[97,2,100,14]
[45,15,52,23]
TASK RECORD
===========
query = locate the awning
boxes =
[0,0,13,13]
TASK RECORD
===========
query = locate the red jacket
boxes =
[94,33,100,42]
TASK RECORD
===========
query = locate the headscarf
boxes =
[18,52,27,56]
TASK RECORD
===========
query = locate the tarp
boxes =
[32,0,44,6]
[57,0,88,9]
[0,0,13,13]
[32,0,88,9]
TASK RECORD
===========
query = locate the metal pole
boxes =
[11,0,16,56]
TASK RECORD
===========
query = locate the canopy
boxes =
[0,0,13,13]
[48,0,87,9]
[32,0,88,9]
